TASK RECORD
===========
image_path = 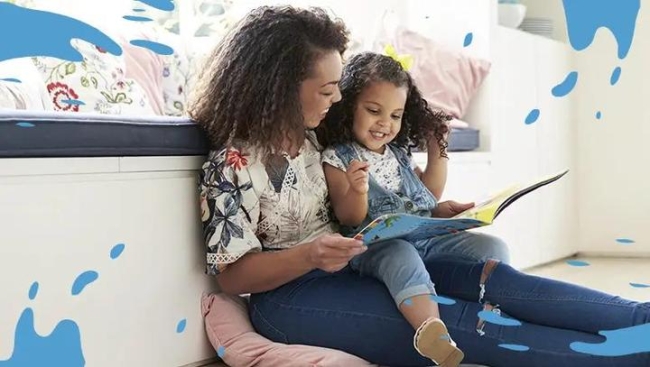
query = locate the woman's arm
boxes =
[216,245,313,294]
[323,162,369,226]
[216,234,366,295]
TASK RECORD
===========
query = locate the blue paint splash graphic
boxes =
[135,0,175,11]
[611,66,622,85]
[130,40,174,55]
[570,323,650,356]
[0,308,85,366]
[463,32,473,47]
[0,78,21,83]
[176,319,187,333]
[71,271,99,296]
[477,310,522,326]
[552,71,578,97]
[217,346,226,358]
[616,238,635,244]
[596,111,602,119]
[123,15,153,22]
[562,0,640,59]
[525,109,540,125]
[430,295,456,306]
[499,344,530,352]
[110,243,125,259]
[28,282,39,300]
[403,298,413,306]
[61,99,85,106]
[133,8,147,12]
[0,3,122,62]
[16,122,35,128]
[567,260,590,267]
[629,283,650,288]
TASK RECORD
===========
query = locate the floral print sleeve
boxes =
[199,146,263,275]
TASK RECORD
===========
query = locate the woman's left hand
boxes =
[432,200,474,218]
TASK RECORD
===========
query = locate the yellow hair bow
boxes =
[383,44,414,71]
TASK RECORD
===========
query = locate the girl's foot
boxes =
[413,317,464,367]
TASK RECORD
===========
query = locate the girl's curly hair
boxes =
[316,52,451,158]
[189,6,349,156]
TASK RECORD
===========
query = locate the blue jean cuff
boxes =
[394,283,437,306]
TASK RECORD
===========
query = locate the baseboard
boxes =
[180,357,220,367]
[576,251,650,258]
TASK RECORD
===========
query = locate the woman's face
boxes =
[299,51,343,129]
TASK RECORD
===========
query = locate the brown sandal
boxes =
[414,317,465,367]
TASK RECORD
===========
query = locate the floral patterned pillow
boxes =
[32,40,155,115]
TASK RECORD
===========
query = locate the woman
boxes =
[190,6,650,367]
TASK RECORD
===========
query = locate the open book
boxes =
[353,169,569,245]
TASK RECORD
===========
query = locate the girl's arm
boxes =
[323,161,369,226]
[416,139,448,200]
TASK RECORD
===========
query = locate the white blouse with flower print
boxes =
[198,133,336,275]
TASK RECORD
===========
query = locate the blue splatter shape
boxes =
[403,298,413,306]
[176,319,187,333]
[463,32,473,47]
[0,77,21,83]
[110,243,125,259]
[596,111,602,119]
[217,346,226,358]
[16,122,34,128]
[0,3,122,62]
[130,40,174,56]
[562,0,640,59]
[28,282,39,300]
[440,334,451,340]
[566,260,590,267]
[61,99,85,106]
[477,310,522,326]
[570,323,650,356]
[0,308,85,366]
[552,71,578,97]
[71,271,99,296]
[133,8,147,12]
[525,109,540,125]
[629,283,650,288]
[430,295,456,305]
[123,15,153,22]
[611,66,622,85]
[135,0,175,11]
[616,238,635,244]
[499,344,530,352]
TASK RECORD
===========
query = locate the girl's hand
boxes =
[346,160,370,194]
[305,234,367,273]
[432,200,474,218]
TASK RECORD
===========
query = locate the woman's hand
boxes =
[432,200,474,218]
[305,234,367,273]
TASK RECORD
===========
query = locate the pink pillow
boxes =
[201,293,377,367]
[376,27,491,119]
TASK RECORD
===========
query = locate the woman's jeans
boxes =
[249,233,650,367]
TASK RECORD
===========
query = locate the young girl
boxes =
[317,52,469,367]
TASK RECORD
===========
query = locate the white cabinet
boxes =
[418,26,578,270]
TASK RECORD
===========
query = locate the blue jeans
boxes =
[350,231,510,306]
[249,233,650,367]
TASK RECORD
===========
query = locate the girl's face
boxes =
[299,51,343,130]
[352,81,408,153]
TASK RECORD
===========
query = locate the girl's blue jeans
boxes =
[249,232,650,367]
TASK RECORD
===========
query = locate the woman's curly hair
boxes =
[188,6,349,156]
[316,52,451,158]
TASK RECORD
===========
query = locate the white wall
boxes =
[573,4,650,255]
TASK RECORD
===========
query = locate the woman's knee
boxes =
[467,233,511,264]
